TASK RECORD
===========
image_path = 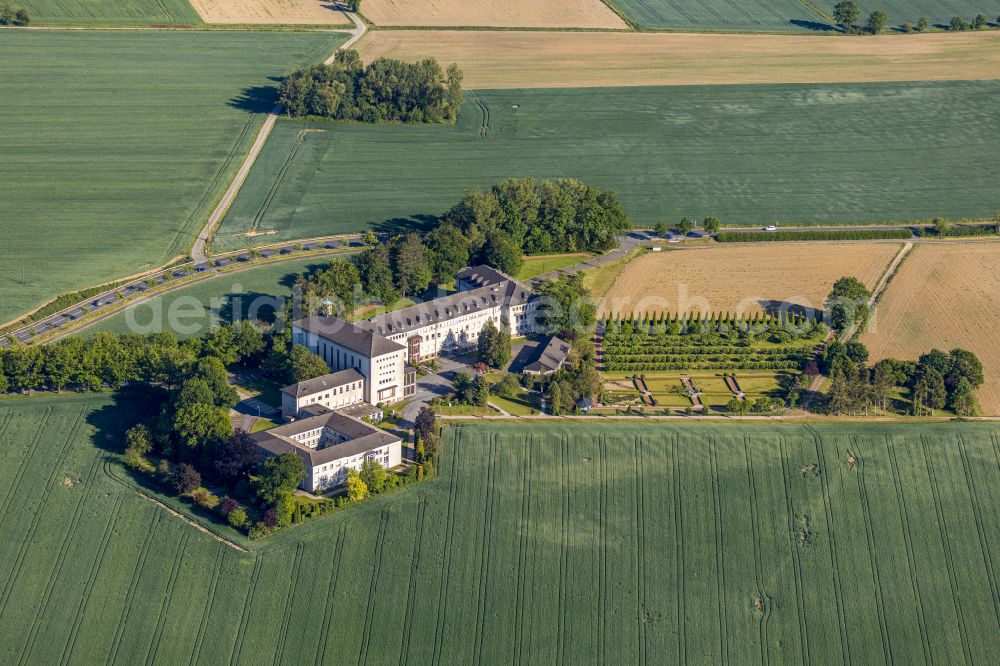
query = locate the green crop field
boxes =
[19,0,201,25]
[82,255,343,339]
[215,80,1000,250]
[0,30,342,326]
[612,0,1000,32]
[3,395,1000,664]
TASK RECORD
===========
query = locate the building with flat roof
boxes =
[252,408,401,492]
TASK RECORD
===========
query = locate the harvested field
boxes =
[359,0,626,29]
[215,80,1000,249]
[614,0,1000,31]
[862,242,1000,415]
[188,0,351,24]
[353,30,1000,89]
[598,243,902,318]
[4,396,1000,665]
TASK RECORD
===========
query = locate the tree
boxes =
[202,326,239,366]
[947,348,984,389]
[288,344,329,383]
[173,402,233,451]
[726,397,749,414]
[972,13,988,29]
[482,229,523,277]
[494,373,521,399]
[5,344,44,392]
[452,372,475,403]
[228,507,248,529]
[675,217,695,235]
[414,406,437,444]
[255,453,306,505]
[214,430,263,483]
[346,0,360,11]
[535,274,595,338]
[124,424,154,469]
[353,244,399,305]
[477,319,511,368]
[43,339,82,391]
[363,231,378,246]
[834,1,860,29]
[174,378,216,410]
[917,16,928,31]
[424,222,471,282]
[230,320,265,362]
[949,15,970,30]
[932,217,951,234]
[190,356,239,408]
[703,216,721,234]
[653,221,669,238]
[172,463,202,495]
[826,276,872,334]
[950,378,979,416]
[359,459,389,494]
[394,233,433,296]
[867,9,887,33]
[912,366,947,412]
[472,374,490,407]
[346,469,368,502]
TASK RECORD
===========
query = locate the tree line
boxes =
[296,178,630,314]
[278,49,463,124]
[834,1,998,33]
[0,3,29,25]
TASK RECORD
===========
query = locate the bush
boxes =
[171,463,201,495]
[227,507,248,529]
[248,521,270,539]
[192,490,218,509]
[915,223,998,238]
[218,497,239,516]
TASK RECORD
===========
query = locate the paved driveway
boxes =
[401,355,477,427]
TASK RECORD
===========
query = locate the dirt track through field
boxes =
[597,242,902,318]
[359,0,626,29]
[355,30,1000,88]
[862,241,1000,415]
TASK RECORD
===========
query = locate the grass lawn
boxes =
[215,81,1000,250]
[81,255,341,339]
[0,30,342,325]
[250,417,280,433]
[348,298,417,322]
[20,0,201,24]
[603,371,787,411]
[433,403,497,416]
[583,247,645,298]
[516,253,591,281]
[4,395,1000,663]
[489,392,541,416]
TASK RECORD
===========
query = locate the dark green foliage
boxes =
[477,319,511,369]
[423,222,471,282]
[834,0,860,29]
[278,50,464,124]
[287,344,330,383]
[214,430,262,484]
[0,3,28,24]
[917,16,928,30]
[715,229,912,242]
[867,9,887,33]
[826,276,872,334]
[414,406,437,445]
[255,452,306,505]
[950,15,971,30]
[535,274,596,339]
[915,223,998,238]
[675,217,695,235]
[703,216,721,234]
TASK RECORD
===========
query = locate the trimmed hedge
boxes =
[715,229,913,242]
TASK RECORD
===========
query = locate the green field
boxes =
[3,394,1000,663]
[613,0,1000,31]
[215,81,1000,249]
[0,30,342,325]
[19,0,201,24]
[82,255,340,338]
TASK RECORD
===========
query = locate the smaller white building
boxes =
[280,369,366,420]
[251,409,402,493]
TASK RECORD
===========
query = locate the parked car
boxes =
[764,225,778,232]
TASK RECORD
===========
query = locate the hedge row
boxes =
[604,361,801,371]
[715,229,912,242]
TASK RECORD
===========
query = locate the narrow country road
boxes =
[191,11,367,263]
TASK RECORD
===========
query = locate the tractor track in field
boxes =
[777,435,810,665]
[398,498,426,666]
[229,555,264,666]
[474,434,499,665]
[883,434,934,664]
[358,511,389,666]
[634,435,648,666]
[247,128,307,236]
[0,407,53,521]
[314,527,347,666]
[273,543,304,666]
[143,530,191,666]
[709,438,729,665]
[431,436,462,666]
[598,436,609,666]
[742,434,771,666]
[14,449,104,666]
[60,492,125,666]
[556,435,570,665]
[853,435,895,665]
[512,436,534,666]
[673,433,688,664]
[956,435,1000,631]
[107,511,164,666]
[189,544,227,666]
[919,435,974,666]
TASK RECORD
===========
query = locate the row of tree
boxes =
[820,341,983,416]
[278,49,463,124]
[834,1,997,33]
[0,3,29,25]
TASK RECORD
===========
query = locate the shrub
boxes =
[192,490,218,509]
[218,497,239,516]
[248,521,270,539]
[171,463,201,495]
[228,507,248,529]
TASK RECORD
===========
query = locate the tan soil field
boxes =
[862,242,1000,415]
[355,30,1000,88]
[188,0,350,24]
[359,0,626,29]
[597,242,901,319]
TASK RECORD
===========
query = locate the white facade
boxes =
[281,373,366,420]
[308,442,401,491]
[293,325,407,405]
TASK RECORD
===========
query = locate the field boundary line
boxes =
[919,435,974,666]
[189,544,227,666]
[228,555,264,666]
[955,434,1000,630]
[314,527,347,666]
[634,434,647,665]
[673,433,688,664]
[60,491,125,666]
[143,530,191,666]
[14,449,104,666]
[273,542,304,666]
[806,425,850,663]
[474,434,499,665]
[106,511,163,666]
[357,510,389,666]
[853,435,894,664]
[397,497,426,666]
[0,407,81,612]
[776,435,809,665]
[883,433,933,663]
[431,431,461,666]
[709,437,729,665]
